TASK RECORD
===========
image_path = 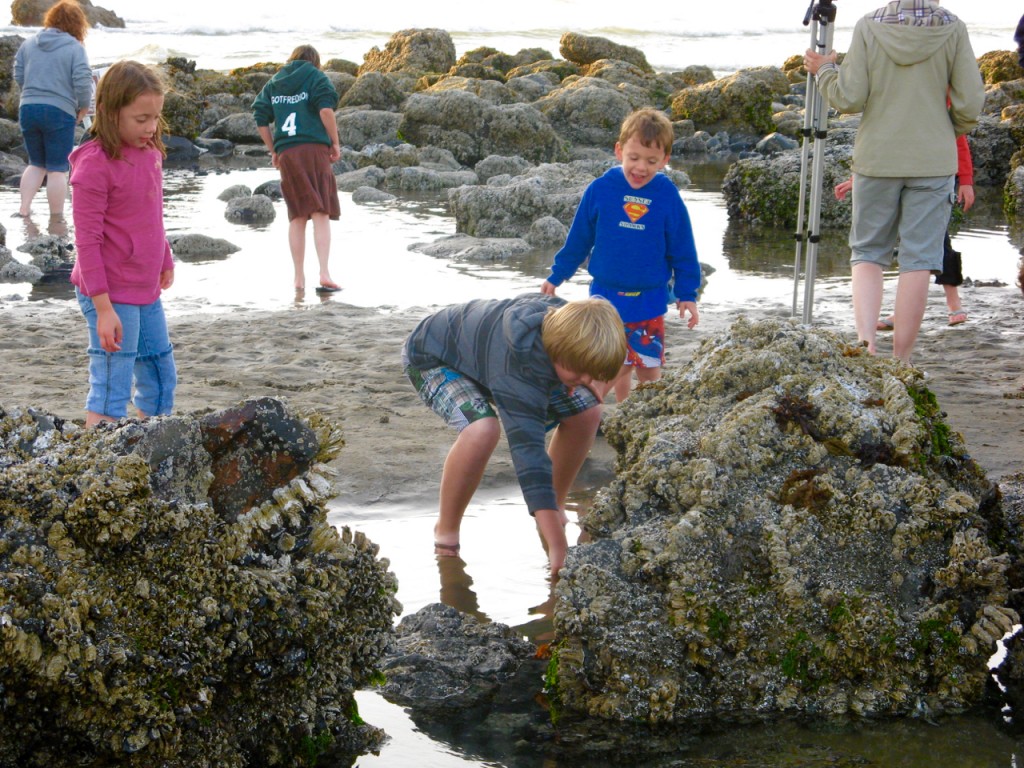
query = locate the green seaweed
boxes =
[299,730,334,767]
[907,384,953,470]
[543,642,565,725]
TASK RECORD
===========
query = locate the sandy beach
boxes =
[3,283,1022,508]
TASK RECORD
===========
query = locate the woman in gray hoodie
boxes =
[13,0,92,220]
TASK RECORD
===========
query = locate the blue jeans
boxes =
[19,104,76,172]
[76,290,177,418]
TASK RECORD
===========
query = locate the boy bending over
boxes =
[403,294,627,575]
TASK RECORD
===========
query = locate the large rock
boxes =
[338,71,406,111]
[447,159,608,238]
[11,0,124,28]
[166,233,241,262]
[336,109,404,150]
[505,72,560,102]
[721,126,855,228]
[978,50,1024,85]
[537,77,639,148]
[982,79,1024,116]
[506,58,581,82]
[359,28,456,77]
[224,194,275,225]
[0,117,22,151]
[968,114,1020,187]
[1005,165,1024,217]
[201,111,261,144]
[423,75,520,106]
[992,471,1024,733]
[409,233,532,262]
[559,32,653,73]
[0,399,399,766]
[671,66,791,139]
[399,90,565,166]
[383,165,478,192]
[17,233,73,274]
[455,46,553,76]
[0,35,25,119]
[580,59,667,96]
[549,318,1017,724]
[379,603,535,712]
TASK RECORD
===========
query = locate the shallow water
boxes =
[3,163,1022,766]
[5,159,1020,316]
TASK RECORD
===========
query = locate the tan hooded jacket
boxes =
[815,1,984,178]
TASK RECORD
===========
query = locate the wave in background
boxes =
[1,0,1015,73]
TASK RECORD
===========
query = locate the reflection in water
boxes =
[513,591,556,644]
[436,554,487,623]
[29,269,75,302]
[46,215,68,238]
[722,219,851,277]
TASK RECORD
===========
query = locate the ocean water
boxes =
[2,0,1017,74]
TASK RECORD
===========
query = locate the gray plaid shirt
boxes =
[870,0,956,26]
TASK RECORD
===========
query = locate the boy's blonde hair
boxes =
[44,0,88,43]
[542,298,627,383]
[619,107,674,155]
[90,60,166,160]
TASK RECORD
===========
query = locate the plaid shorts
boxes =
[405,363,598,433]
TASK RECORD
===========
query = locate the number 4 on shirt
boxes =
[281,111,298,136]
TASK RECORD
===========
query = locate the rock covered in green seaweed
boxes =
[0,398,400,767]
[551,318,1018,724]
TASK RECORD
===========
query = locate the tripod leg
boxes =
[800,9,836,323]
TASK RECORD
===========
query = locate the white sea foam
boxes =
[2,0,1015,73]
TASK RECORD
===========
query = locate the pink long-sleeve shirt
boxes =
[69,140,173,304]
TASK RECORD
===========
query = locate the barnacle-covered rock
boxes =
[0,398,399,767]
[551,318,1015,725]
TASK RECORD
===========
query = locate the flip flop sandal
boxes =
[948,311,967,326]
[876,316,895,331]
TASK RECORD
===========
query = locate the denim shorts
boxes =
[404,360,599,433]
[76,290,177,419]
[19,104,76,172]
[849,174,955,273]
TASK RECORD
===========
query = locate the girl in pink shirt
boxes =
[69,60,176,427]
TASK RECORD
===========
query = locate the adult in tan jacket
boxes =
[804,0,984,363]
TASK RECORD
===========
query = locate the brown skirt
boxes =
[277,143,340,222]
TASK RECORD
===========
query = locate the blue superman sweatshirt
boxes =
[546,167,701,322]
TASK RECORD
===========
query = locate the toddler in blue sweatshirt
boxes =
[541,107,701,402]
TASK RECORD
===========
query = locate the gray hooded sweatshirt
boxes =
[815,0,984,178]
[14,27,92,118]
[404,293,570,515]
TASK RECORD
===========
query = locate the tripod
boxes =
[792,0,837,323]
